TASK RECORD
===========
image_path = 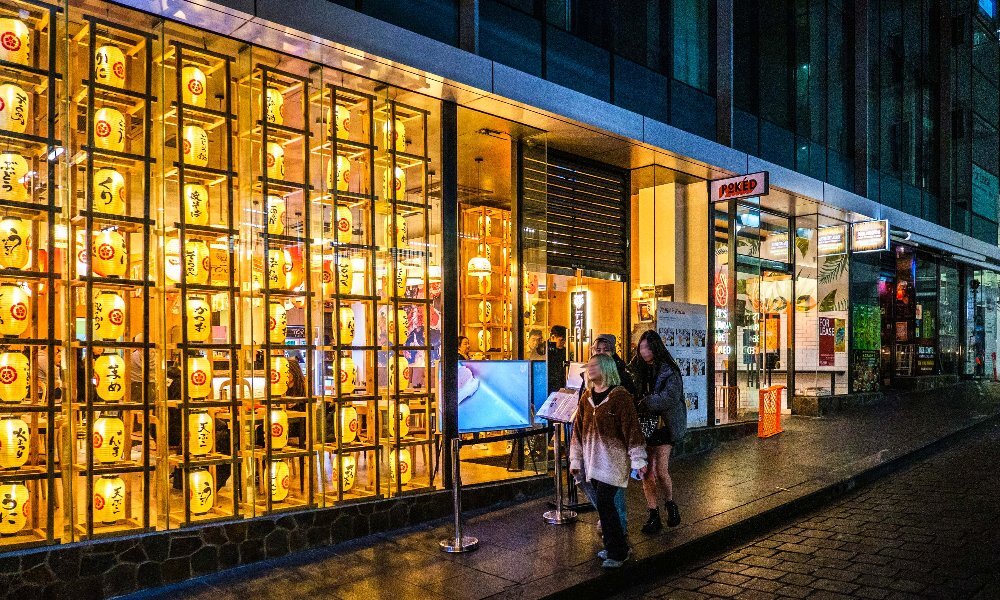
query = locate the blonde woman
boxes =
[569,354,647,568]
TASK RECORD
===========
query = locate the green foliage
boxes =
[818,254,848,285]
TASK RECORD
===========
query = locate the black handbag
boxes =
[638,413,660,440]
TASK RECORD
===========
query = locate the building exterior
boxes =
[0,0,999,594]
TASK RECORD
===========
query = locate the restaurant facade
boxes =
[0,0,999,595]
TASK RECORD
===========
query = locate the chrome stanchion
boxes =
[439,437,479,553]
[543,421,577,525]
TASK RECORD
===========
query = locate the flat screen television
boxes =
[457,360,533,433]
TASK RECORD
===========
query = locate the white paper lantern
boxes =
[328,155,350,192]
[340,405,358,444]
[186,296,212,343]
[183,239,210,285]
[93,168,126,216]
[266,195,285,235]
[93,353,126,402]
[269,408,288,450]
[182,125,209,167]
[389,448,412,485]
[93,414,125,463]
[0,216,30,269]
[94,45,126,88]
[0,481,28,534]
[189,468,214,515]
[188,409,214,456]
[183,184,209,226]
[91,228,127,278]
[331,453,356,493]
[383,119,405,152]
[0,350,28,403]
[0,19,31,66]
[92,290,126,341]
[0,82,29,133]
[0,415,29,468]
[0,153,29,201]
[187,354,212,399]
[93,107,126,152]
[264,87,284,125]
[265,142,284,180]
[388,402,410,438]
[268,302,287,345]
[339,356,356,394]
[181,65,207,107]
[269,460,290,501]
[93,475,126,523]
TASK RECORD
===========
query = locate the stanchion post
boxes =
[439,437,479,552]
[543,422,577,525]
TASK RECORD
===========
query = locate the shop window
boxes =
[672,0,712,93]
[939,263,961,375]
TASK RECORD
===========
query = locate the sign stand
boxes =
[542,421,577,525]
[439,438,479,553]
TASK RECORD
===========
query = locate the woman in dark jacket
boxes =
[629,330,687,534]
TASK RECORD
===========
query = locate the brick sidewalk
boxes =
[122,383,1000,600]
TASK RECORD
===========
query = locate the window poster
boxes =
[657,301,708,428]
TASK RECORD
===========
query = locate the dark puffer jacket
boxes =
[631,358,687,443]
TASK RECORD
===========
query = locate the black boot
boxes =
[665,500,681,527]
[641,508,662,534]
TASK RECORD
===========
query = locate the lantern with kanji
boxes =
[477,214,492,238]
[189,467,214,515]
[383,166,406,200]
[270,408,288,449]
[388,355,410,392]
[181,65,207,107]
[93,352,126,402]
[331,453,356,493]
[188,409,214,456]
[93,107,126,152]
[210,245,229,286]
[389,448,412,485]
[0,350,27,403]
[477,275,491,295]
[327,154,350,192]
[264,246,286,290]
[94,45,126,88]
[183,238,210,285]
[265,142,284,180]
[92,290,126,340]
[187,353,212,399]
[334,255,351,293]
[0,480,28,534]
[385,308,407,344]
[265,195,285,235]
[0,82,29,134]
[269,355,290,397]
[335,206,352,244]
[182,124,209,167]
[264,87,284,125]
[0,216,30,269]
[383,119,406,152]
[0,284,28,338]
[93,475,126,523]
[283,246,304,290]
[0,153,28,201]
[329,104,350,138]
[93,168,126,216]
[339,356,356,394]
[340,405,358,444]
[93,413,125,463]
[477,329,492,352]
[383,213,407,249]
[478,301,492,324]
[186,296,212,343]
[388,402,409,438]
[268,301,287,345]
[338,306,356,345]
[0,19,31,66]
[91,228,127,277]
[183,184,209,226]
[269,460,290,501]
[0,414,28,468]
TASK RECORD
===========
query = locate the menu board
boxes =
[657,301,708,428]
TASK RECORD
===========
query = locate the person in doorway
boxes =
[526,329,546,360]
[569,354,647,568]
[629,330,687,534]
[457,335,471,361]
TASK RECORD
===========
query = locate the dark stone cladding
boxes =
[791,376,992,417]
[0,475,550,599]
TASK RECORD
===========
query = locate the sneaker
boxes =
[665,500,681,527]
[597,549,607,560]
[601,554,629,569]
[641,508,662,534]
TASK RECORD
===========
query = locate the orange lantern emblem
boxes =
[268,301,287,345]
[269,355,291,397]
[265,142,284,180]
[91,228,127,277]
[187,353,212,399]
[93,107,126,152]
[92,290,125,340]
[0,351,28,403]
[269,460,290,501]
[94,45,126,89]
[93,475,126,523]
[0,283,28,337]
[0,19,31,66]
[181,65,207,107]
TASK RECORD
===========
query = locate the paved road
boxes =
[612,424,1000,600]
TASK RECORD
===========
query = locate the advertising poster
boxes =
[818,317,835,366]
[657,301,708,428]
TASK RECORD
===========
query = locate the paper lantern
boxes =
[0,82,28,133]
[265,246,286,290]
[331,454,356,493]
[187,354,212,399]
[529,302,538,325]
[320,259,334,297]
[189,468,214,515]
[210,246,229,286]
[265,142,284,180]
[283,246,304,290]
[0,415,28,468]
[94,45,126,88]
[93,353,126,402]
[335,205,352,244]
[182,124,209,167]
[269,408,288,450]
[383,166,406,199]
[476,243,493,263]
[93,168,126,216]
[388,355,410,392]
[384,307,407,344]
[181,65,207,107]
[93,414,125,463]
[329,104,350,138]
[477,215,492,238]
[478,301,492,324]
[388,402,409,438]
[265,195,285,235]
[0,351,28,402]
[467,256,492,279]
[338,306,355,344]
[269,460,290,501]
[326,155,351,192]
[339,356,356,393]
[0,283,28,337]
[383,119,406,152]
[183,184,209,226]
[163,238,181,283]
[91,228,127,277]
[269,356,290,397]
[383,213,407,249]
[264,87,284,125]
[389,448,411,485]
[0,216,29,269]
[477,329,492,352]
[340,405,358,444]
[268,302,287,345]
[188,409,214,456]
[477,275,492,295]
[0,153,28,201]
[92,290,125,340]
[186,296,212,343]
[0,481,28,534]
[93,475,126,523]
[183,239,210,285]
[0,19,31,66]
[93,107,126,152]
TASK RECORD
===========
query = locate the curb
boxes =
[540,411,1000,600]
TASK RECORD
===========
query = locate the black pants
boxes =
[593,479,629,561]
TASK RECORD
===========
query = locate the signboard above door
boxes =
[710,171,769,203]
[851,219,890,253]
